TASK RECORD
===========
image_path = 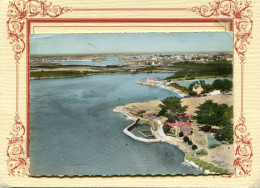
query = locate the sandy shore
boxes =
[115,93,233,116]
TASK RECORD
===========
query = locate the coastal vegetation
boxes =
[168,83,189,94]
[30,70,116,79]
[168,79,232,97]
[136,66,159,72]
[157,97,188,122]
[195,149,208,156]
[30,64,92,69]
[195,100,233,144]
[192,145,198,150]
[185,153,229,174]
[166,61,232,81]
[212,79,233,91]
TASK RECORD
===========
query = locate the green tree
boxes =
[158,97,188,122]
[195,100,219,131]
[201,84,214,93]
[215,121,234,144]
[188,91,197,96]
[215,104,233,127]
[195,100,233,142]
[213,79,233,91]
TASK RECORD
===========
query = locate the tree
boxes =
[215,104,233,127]
[215,121,234,144]
[183,136,189,142]
[188,91,197,96]
[192,145,198,150]
[158,97,188,122]
[213,79,233,91]
[201,84,214,93]
[194,100,219,131]
[195,100,234,143]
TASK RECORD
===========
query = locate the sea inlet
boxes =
[30,72,203,176]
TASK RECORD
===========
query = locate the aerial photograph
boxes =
[29,32,234,176]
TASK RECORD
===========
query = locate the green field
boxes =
[166,61,232,81]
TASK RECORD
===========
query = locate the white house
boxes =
[210,90,221,96]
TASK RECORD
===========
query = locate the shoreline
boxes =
[30,70,175,80]
[113,93,233,174]
[136,80,187,97]
[113,107,209,174]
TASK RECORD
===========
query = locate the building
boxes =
[178,113,192,122]
[192,83,204,94]
[147,77,154,82]
[164,121,192,136]
[210,90,221,96]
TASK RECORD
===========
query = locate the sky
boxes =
[30,32,233,55]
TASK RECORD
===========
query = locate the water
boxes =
[30,72,203,176]
[54,55,148,66]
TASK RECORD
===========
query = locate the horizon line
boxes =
[30,51,233,56]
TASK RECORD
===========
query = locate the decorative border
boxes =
[190,0,253,177]
[7,0,71,177]
[6,0,253,177]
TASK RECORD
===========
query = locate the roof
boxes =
[173,121,191,127]
[166,123,175,128]
[193,84,200,89]
[178,113,189,117]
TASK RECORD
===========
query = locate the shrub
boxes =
[188,91,197,96]
[168,83,189,94]
[192,144,198,150]
[188,140,193,145]
[179,132,184,137]
[183,136,189,142]
[196,149,208,156]
[185,153,229,174]
[207,133,222,149]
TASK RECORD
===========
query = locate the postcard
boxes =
[29,32,234,176]
[0,0,259,187]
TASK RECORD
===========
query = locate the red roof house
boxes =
[164,121,192,136]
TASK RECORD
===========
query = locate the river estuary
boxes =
[30,72,203,175]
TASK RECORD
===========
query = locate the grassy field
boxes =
[166,62,232,81]
[185,152,229,174]
[30,65,92,69]
[30,70,116,79]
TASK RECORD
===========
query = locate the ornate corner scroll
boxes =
[7,0,71,63]
[190,0,253,177]
[190,0,252,64]
[7,113,30,176]
[7,0,71,177]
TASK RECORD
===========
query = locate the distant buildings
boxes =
[147,77,154,82]
[122,53,233,66]
[210,90,221,96]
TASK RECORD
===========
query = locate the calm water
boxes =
[54,55,147,66]
[30,73,203,176]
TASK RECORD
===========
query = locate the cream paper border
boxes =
[0,0,259,187]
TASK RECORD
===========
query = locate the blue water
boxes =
[54,56,122,66]
[54,55,150,66]
[30,72,203,176]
